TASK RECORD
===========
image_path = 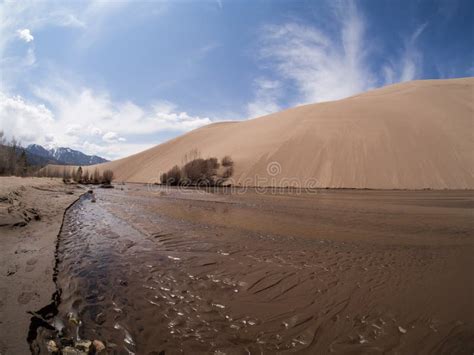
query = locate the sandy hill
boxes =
[53,77,474,189]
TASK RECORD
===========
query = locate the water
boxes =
[30,186,474,354]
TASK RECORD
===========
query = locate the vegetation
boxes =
[63,167,114,185]
[102,170,114,185]
[0,131,31,176]
[160,153,234,186]
[0,131,114,184]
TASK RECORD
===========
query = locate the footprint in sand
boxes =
[6,264,18,276]
[26,258,37,266]
[17,292,39,305]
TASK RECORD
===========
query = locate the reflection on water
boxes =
[31,186,474,354]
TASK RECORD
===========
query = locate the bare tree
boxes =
[102,169,114,184]
[92,168,101,184]
[73,166,83,183]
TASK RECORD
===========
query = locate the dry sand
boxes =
[50,77,474,189]
[0,177,82,354]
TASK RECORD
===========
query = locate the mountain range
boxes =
[26,144,108,166]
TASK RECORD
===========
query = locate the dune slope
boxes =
[91,78,474,188]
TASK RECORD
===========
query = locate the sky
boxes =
[0,0,473,160]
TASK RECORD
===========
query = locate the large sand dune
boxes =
[66,78,474,188]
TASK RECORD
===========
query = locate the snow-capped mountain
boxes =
[26,144,109,166]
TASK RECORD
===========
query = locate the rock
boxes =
[67,312,80,325]
[46,340,58,353]
[91,199,96,203]
[75,339,91,352]
[92,339,106,352]
[398,326,407,334]
[52,316,65,334]
[62,346,82,355]
[95,312,106,325]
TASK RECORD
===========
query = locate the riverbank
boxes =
[0,177,82,354]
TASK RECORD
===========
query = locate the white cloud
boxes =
[258,3,374,105]
[17,28,34,42]
[0,92,54,145]
[247,78,282,118]
[102,131,126,143]
[0,79,215,159]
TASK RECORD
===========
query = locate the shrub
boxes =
[161,156,233,186]
[221,156,234,181]
[160,165,181,186]
[222,155,233,167]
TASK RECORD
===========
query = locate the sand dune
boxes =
[58,77,474,189]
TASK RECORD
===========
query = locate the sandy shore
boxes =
[0,177,82,354]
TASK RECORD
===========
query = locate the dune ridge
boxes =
[54,77,474,189]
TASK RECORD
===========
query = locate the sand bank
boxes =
[0,177,82,354]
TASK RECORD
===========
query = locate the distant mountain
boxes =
[26,144,109,166]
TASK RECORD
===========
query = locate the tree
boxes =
[73,166,83,183]
[17,151,28,176]
[102,169,114,184]
[82,170,90,183]
[92,168,101,184]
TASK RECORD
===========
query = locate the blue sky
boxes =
[1,0,473,159]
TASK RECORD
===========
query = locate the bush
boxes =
[161,155,234,186]
[160,165,181,185]
[182,157,220,185]
[222,155,233,167]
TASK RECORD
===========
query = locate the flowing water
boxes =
[31,186,474,354]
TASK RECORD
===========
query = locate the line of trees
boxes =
[160,154,234,186]
[0,132,31,176]
[39,166,114,185]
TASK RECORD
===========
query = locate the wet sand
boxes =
[32,185,474,354]
[0,177,82,354]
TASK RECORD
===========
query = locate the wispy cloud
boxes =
[247,78,282,118]
[253,2,427,111]
[257,2,374,105]
[383,23,427,84]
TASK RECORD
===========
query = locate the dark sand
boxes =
[32,185,474,354]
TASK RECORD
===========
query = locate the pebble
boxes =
[398,326,407,334]
[93,339,106,352]
[75,339,91,352]
[46,340,58,353]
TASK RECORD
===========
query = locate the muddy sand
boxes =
[27,184,474,354]
[0,177,82,354]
